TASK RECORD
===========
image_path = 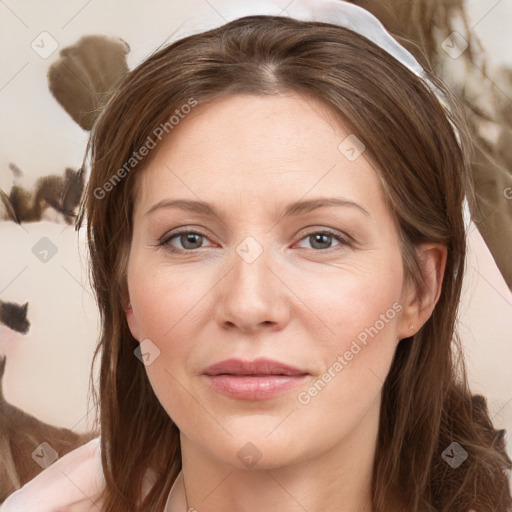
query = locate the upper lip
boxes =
[203,357,308,376]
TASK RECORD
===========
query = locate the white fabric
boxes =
[0,438,172,512]
[164,471,187,512]
[0,438,104,512]
[172,0,424,75]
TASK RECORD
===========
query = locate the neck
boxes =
[177,405,380,512]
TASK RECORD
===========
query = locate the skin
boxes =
[124,93,446,512]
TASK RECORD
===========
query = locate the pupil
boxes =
[182,233,201,249]
[312,234,331,249]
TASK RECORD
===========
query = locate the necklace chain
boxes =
[183,472,189,511]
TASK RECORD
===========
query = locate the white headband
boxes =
[169,0,456,132]
[168,0,470,226]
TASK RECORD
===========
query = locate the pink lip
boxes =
[203,357,309,400]
[203,357,306,376]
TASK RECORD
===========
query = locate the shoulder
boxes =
[0,437,104,512]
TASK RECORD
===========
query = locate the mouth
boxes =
[203,357,308,376]
[202,357,309,400]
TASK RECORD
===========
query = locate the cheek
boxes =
[126,259,211,414]
[126,264,199,427]
[295,253,403,342]
[127,257,211,341]
[293,258,403,407]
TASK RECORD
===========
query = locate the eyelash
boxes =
[157,227,353,254]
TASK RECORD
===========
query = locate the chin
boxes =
[191,420,314,470]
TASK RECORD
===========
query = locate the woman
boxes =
[2,1,511,511]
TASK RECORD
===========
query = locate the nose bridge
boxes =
[216,232,288,331]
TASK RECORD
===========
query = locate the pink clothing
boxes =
[1,438,104,511]
[0,438,185,511]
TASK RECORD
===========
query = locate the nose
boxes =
[215,237,291,334]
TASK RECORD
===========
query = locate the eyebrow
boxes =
[144,197,370,219]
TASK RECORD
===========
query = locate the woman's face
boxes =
[125,92,419,471]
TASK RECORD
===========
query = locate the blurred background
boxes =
[0,0,511,497]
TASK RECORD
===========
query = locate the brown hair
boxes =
[77,15,512,512]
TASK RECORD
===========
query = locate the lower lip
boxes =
[204,374,308,400]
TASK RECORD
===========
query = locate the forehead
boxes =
[135,93,386,218]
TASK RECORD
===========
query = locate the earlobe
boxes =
[398,243,447,339]
[121,289,132,313]
[122,292,140,342]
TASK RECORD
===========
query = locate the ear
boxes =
[397,243,447,340]
[122,289,140,343]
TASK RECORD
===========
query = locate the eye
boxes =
[295,229,351,251]
[158,230,213,252]
[157,227,352,254]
